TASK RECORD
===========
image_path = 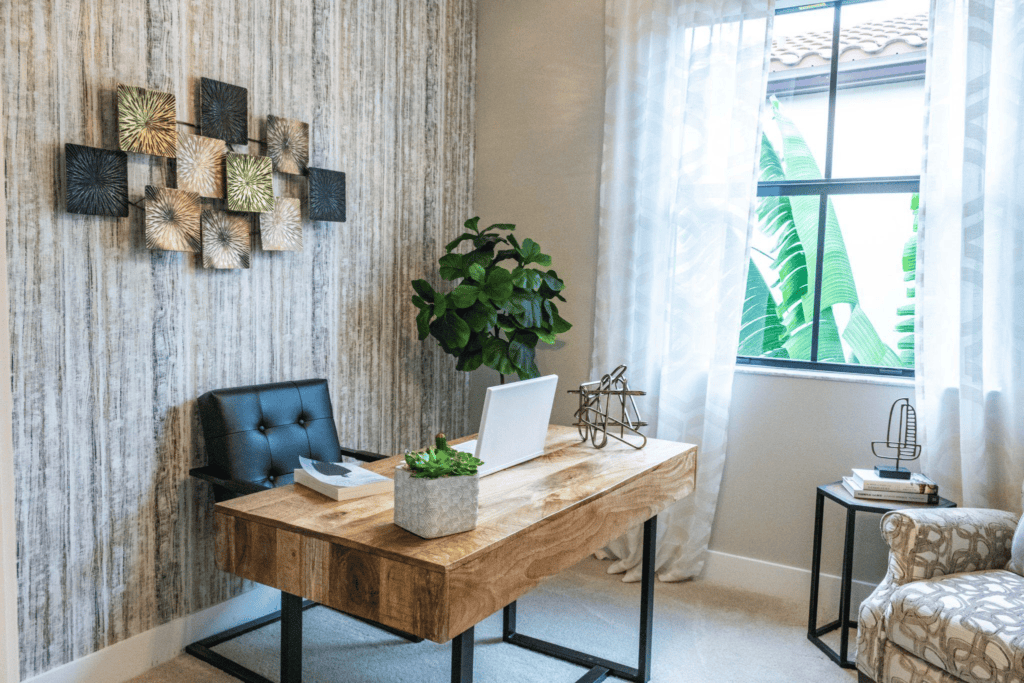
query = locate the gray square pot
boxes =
[393,465,480,539]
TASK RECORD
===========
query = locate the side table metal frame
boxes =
[807,483,955,669]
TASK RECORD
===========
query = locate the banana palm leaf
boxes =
[739,259,789,358]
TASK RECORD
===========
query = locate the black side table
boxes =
[808,481,956,668]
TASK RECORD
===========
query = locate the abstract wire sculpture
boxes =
[871,398,921,479]
[569,365,647,449]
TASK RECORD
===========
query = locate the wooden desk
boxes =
[214,425,696,683]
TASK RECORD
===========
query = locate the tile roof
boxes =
[771,14,928,71]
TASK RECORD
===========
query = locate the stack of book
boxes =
[842,469,938,504]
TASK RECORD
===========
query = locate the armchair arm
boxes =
[340,446,389,463]
[189,466,270,498]
[881,507,1017,584]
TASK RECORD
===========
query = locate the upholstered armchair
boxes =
[856,507,1021,683]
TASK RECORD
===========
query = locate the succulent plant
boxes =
[403,433,483,479]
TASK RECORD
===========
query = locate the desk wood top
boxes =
[214,425,697,641]
[217,426,695,572]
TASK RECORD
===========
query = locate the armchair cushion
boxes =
[886,569,1024,683]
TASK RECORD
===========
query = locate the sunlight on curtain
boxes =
[593,0,773,581]
[916,0,1024,511]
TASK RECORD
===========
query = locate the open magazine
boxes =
[294,456,393,501]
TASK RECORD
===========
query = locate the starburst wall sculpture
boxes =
[65,76,348,270]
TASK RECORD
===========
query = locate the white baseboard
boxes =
[703,549,877,612]
[23,585,281,683]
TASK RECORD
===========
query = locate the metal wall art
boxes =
[570,365,648,449]
[202,210,250,269]
[117,84,177,158]
[65,144,129,217]
[259,198,302,251]
[308,167,346,222]
[266,115,309,175]
[66,77,348,271]
[871,398,921,479]
[175,133,227,198]
[200,77,248,145]
[145,186,201,252]
[226,153,273,212]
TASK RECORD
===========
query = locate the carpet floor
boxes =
[130,557,859,683]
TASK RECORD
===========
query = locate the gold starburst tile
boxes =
[226,153,273,213]
[202,210,250,269]
[259,198,302,251]
[266,116,310,175]
[145,186,200,252]
[117,84,177,157]
[176,134,226,198]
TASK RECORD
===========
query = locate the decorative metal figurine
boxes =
[872,398,921,479]
[569,365,647,449]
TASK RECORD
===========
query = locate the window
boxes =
[738,0,927,377]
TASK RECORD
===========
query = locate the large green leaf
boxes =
[738,260,788,357]
[842,304,902,368]
[482,268,514,302]
[429,313,470,354]
[508,340,540,379]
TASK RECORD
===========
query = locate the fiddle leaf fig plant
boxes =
[411,217,571,380]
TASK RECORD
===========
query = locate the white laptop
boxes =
[459,375,558,477]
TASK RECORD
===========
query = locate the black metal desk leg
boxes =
[281,592,303,683]
[503,601,517,639]
[452,626,475,683]
[637,515,657,682]
[807,489,825,638]
[838,508,857,663]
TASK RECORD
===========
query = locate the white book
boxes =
[851,468,938,495]
[294,456,393,502]
[843,477,936,504]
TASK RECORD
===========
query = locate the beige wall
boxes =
[473,0,605,426]
[475,0,905,586]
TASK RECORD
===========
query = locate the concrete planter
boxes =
[393,465,480,539]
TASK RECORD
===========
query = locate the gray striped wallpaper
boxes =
[1,0,475,677]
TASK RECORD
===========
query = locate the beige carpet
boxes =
[130,557,859,683]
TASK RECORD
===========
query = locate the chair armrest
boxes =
[189,466,269,498]
[340,446,389,463]
[881,507,1018,584]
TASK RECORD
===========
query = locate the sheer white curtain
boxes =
[593,0,773,581]
[916,0,1024,512]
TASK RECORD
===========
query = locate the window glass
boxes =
[743,193,819,363]
[767,7,835,175]
[832,0,929,177]
[739,0,925,376]
[823,193,918,369]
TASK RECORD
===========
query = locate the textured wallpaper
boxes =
[0,0,475,676]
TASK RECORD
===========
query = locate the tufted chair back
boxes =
[197,379,343,492]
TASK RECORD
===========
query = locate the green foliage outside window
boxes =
[738,98,915,369]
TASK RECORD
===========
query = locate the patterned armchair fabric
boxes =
[857,508,1018,682]
[888,570,1024,683]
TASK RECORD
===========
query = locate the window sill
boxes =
[734,363,915,388]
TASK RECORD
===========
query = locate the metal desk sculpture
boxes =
[569,365,647,449]
[871,398,921,479]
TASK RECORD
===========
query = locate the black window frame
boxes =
[739,0,923,379]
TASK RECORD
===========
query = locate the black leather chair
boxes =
[190,378,387,500]
[186,379,419,683]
